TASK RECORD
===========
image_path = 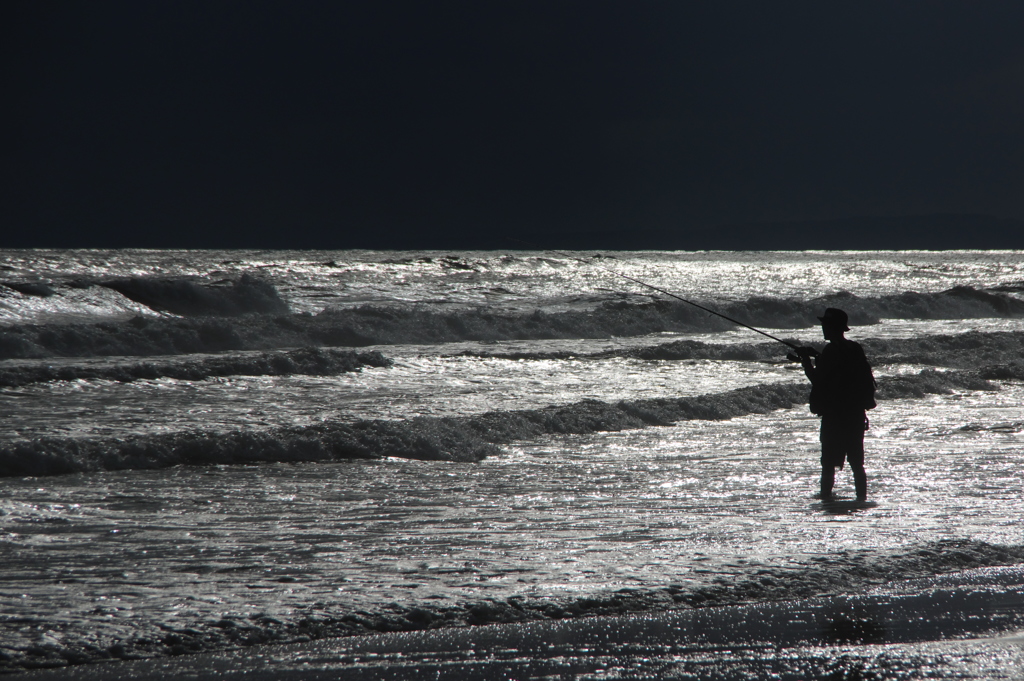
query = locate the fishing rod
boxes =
[507,238,807,355]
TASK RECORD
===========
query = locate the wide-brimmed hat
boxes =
[818,307,850,331]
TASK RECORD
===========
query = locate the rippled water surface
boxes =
[4,249,1024,322]
[3,316,1019,443]
[2,249,1024,675]
[0,354,797,440]
[2,384,1023,665]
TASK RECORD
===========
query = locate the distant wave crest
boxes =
[314,286,1024,346]
[100,274,290,316]
[3,285,1024,359]
[0,348,391,388]
[464,330,1024,372]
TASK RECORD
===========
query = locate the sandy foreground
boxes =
[6,566,1024,680]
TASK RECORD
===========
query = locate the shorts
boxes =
[820,411,866,469]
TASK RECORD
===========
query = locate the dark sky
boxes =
[5,1,1024,248]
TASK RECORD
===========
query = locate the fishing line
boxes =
[507,238,803,353]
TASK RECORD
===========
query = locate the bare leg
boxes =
[852,464,867,500]
[820,465,836,499]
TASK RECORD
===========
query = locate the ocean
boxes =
[2,249,1024,678]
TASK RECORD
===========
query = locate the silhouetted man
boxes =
[799,308,876,501]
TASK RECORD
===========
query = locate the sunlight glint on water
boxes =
[2,249,1024,672]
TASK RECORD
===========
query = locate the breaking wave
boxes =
[0,382,808,477]
[313,285,1024,345]
[3,284,1024,360]
[99,274,290,317]
[2,538,1021,672]
[2,367,1014,478]
[462,330,1024,372]
[1,281,56,297]
[0,348,392,388]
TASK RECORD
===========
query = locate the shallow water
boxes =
[0,354,796,440]
[2,384,1022,669]
[1,316,1017,443]
[9,567,1024,680]
[2,249,1024,673]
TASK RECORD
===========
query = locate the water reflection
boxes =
[814,499,879,516]
[0,386,1022,670]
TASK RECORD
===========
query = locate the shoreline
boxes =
[8,563,1024,680]
[3,538,1023,676]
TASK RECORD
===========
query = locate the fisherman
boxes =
[798,308,876,501]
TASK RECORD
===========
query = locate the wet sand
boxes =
[9,566,1024,680]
